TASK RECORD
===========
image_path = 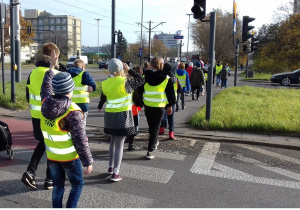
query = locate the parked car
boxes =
[270,69,300,86]
[66,56,88,68]
[99,61,108,69]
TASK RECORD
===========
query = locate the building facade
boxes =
[153,32,178,49]
[24,9,81,58]
[294,0,300,14]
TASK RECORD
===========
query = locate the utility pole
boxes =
[111,0,116,58]
[186,13,192,62]
[15,0,20,82]
[137,20,165,62]
[139,0,143,66]
[95,18,101,58]
[1,2,6,94]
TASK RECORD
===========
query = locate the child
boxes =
[40,50,93,208]
[97,58,144,181]
[127,66,144,151]
[67,59,96,127]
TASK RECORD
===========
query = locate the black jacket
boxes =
[137,70,176,107]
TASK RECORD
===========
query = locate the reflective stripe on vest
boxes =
[216,65,223,74]
[175,73,187,88]
[204,73,208,81]
[72,71,90,103]
[27,67,59,119]
[143,76,169,107]
[41,102,81,162]
[102,76,132,112]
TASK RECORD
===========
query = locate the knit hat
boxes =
[163,63,172,72]
[52,72,75,95]
[196,62,201,67]
[108,58,123,74]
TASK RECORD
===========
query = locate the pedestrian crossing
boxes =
[0,140,187,208]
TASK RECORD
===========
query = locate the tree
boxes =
[4,9,35,54]
[191,9,241,66]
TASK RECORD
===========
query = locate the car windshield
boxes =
[68,58,76,62]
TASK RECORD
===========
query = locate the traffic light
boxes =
[242,16,255,42]
[191,0,206,20]
[117,30,123,44]
[251,36,259,52]
[27,26,31,34]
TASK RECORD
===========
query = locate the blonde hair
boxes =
[150,57,161,70]
[111,70,125,77]
[179,62,185,69]
[74,59,85,68]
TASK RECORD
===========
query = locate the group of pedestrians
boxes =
[213,60,230,89]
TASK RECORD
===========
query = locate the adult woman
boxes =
[98,58,144,181]
[137,57,176,159]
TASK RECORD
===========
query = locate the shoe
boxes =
[108,167,113,175]
[159,127,165,135]
[44,179,53,190]
[154,140,159,150]
[128,144,136,151]
[146,151,155,160]
[197,98,200,101]
[175,107,179,112]
[110,173,122,182]
[182,106,186,110]
[169,131,174,140]
[192,94,195,100]
[21,171,37,189]
[202,92,205,96]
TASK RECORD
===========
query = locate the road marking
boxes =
[0,171,153,208]
[190,142,220,174]
[191,142,300,189]
[235,143,300,164]
[235,154,300,181]
[190,140,197,146]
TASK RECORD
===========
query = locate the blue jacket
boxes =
[67,67,96,112]
[176,69,190,92]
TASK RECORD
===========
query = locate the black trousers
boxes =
[144,105,165,152]
[192,85,201,99]
[176,92,185,109]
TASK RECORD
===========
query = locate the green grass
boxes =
[189,86,300,136]
[0,80,102,110]
[240,71,272,80]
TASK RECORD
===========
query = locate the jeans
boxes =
[144,105,165,152]
[221,79,227,88]
[48,158,84,208]
[160,105,175,132]
[216,75,221,85]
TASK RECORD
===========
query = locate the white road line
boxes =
[190,142,220,174]
[0,171,153,208]
[235,143,300,164]
[235,154,300,181]
[190,140,197,146]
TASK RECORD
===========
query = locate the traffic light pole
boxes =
[111,0,116,58]
[15,1,21,83]
[245,52,249,78]
[10,0,16,102]
[234,38,239,87]
[205,11,216,122]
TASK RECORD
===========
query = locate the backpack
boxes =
[0,120,13,159]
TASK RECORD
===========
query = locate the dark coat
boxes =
[220,68,228,80]
[190,67,205,86]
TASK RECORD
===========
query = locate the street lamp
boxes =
[95,18,101,59]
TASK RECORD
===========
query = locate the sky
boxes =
[3,0,294,52]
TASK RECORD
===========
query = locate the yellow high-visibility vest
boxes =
[102,76,132,112]
[175,73,187,88]
[143,76,169,107]
[27,67,59,119]
[215,65,223,75]
[72,71,90,103]
[41,102,81,162]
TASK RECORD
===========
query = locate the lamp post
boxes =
[95,18,101,58]
[186,14,192,62]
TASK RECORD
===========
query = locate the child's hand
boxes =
[84,165,93,175]
[87,86,93,93]
[167,106,172,115]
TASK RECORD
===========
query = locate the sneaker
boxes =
[110,173,122,182]
[169,131,175,140]
[182,106,186,110]
[21,171,37,189]
[127,144,136,151]
[154,140,159,150]
[44,179,53,190]
[146,151,155,160]
[192,94,195,100]
[107,167,113,175]
[175,107,179,112]
[159,127,165,135]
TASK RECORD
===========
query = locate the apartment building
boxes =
[24,9,81,58]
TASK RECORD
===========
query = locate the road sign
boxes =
[139,48,143,52]
[174,35,184,39]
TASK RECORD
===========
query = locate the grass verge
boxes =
[0,80,102,110]
[189,86,300,136]
[240,71,272,80]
